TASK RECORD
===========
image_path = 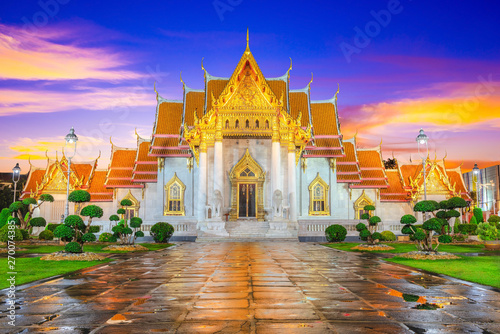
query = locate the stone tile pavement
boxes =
[1,242,499,333]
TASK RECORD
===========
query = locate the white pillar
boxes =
[198,151,207,220]
[288,151,297,221]
[271,141,281,195]
[213,141,223,193]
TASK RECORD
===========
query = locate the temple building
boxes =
[21,36,472,241]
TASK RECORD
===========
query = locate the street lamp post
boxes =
[416,128,429,221]
[64,127,78,218]
[12,163,21,204]
[473,163,479,209]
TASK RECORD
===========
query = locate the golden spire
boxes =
[289,57,292,72]
[135,128,140,140]
[246,28,249,49]
[154,81,158,101]
[96,150,101,160]
[180,71,185,87]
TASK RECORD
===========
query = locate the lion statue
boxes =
[212,190,223,218]
[272,189,283,218]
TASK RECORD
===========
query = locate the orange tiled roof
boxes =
[399,164,422,187]
[105,147,142,188]
[352,148,388,188]
[267,80,287,111]
[305,102,343,157]
[109,149,136,169]
[184,91,205,126]
[358,150,384,169]
[87,170,112,202]
[153,102,183,136]
[446,169,471,199]
[336,140,361,183]
[206,79,228,112]
[132,174,157,183]
[133,140,158,183]
[21,169,45,198]
[136,141,156,162]
[381,169,410,202]
[289,92,309,124]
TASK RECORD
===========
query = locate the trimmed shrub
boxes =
[64,215,86,232]
[10,217,20,226]
[0,208,10,228]
[81,233,97,242]
[46,223,62,232]
[109,215,120,222]
[54,225,75,241]
[80,205,104,219]
[438,235,452,243]
[65,242,82,253]
[117,209,126,215]
[120,199,133,207]
[414,200,440,213]
[88,226,100,233]
[361,213,370,220]
[135,231,145,238]
[473,207,483,223]
[368,216,381,226]
[470,216,477,224]
[19,229,29,240]
[68,190,91,203]
[98,232,117,242]
[488,215,500,224]
[356,223,367,232]
[381,230,396,241]
[325,224,347,242]
[453,218,460,234]
[151,222,174,243]
[39,230,54,240]
[400,215,417,225]
[401,224,415,235]
[130,217,143,229]
[371,232,383,241]
[359,229,370,241]
[29,217,47,227]
[457,223,477,235]
[0,225,23,242]
[477,222,498,241]
[452,234,466,242]
[422,218,442,232]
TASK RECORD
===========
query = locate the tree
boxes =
[8,194,54,231]
[473,207,484,223]
[356,205,382,245]
[402,200,453,252]
[80,205,104,233]
[54,214,96,252]
[383,158,397,169]
[110,205,142,245]
[68,190,91,215]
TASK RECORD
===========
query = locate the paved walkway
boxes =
[1,242,499,333]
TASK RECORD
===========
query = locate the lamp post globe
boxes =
[64,127,78,218]
[12,163,21,204]
[472,163,479,208]
[416,129,429,222]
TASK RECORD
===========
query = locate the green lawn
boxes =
[386,256,500,288]
[323,242,494,254]
[3,243,174,254]
[0,257,112,289]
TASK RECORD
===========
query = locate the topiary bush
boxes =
[488,215,500,224]
[473,207,484,223]
[64,215,86,232]
[151,222,174,243]
[325,224,347,242]
[39,230,54,240]
[88,226,100,233]
[65,241,82,253]
[29,217,47,227]
[0,208,10,228]
[81,233,97,242]
[477,222,498,241]
[68,190,91,203]
[458,223,477,235]
[46,223,62,232]
[438,235,452,244]
[470,216,477,224]
[381,230,396,241]
[98,232,117,242]
[135,231,145,238]
[53,225,75,242]
[371,232,383,241]
[0,225,23,242]
[19,229,30,240]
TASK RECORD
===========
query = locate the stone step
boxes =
[196,237,298,242]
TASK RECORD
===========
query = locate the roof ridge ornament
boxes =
[154,81,159,101]
[246,27,250,53]
[180,71,185,87]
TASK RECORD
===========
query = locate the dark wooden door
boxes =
[238,183,256,218]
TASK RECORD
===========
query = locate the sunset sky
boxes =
[1,0,499,173]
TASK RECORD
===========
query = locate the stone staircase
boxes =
[196,220,298,242]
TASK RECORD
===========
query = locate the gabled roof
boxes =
[105,142,141,188]
[133,136,158,183]
[381,169,410,202]
[336,137,361,183]
[352,145,388,189]
[87,170,113,202]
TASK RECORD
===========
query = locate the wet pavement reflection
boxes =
[1,242,499,333]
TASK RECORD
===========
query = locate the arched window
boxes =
[245,119,250,128]
[265,120,270,129]
[120,191,140,219]
[164,173,186,216]
[235,119,239,128]
[255,120,259,128]
[354,190,374,219]
[225,119,229,128]
[308,173,329,215]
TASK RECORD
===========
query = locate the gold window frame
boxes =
[308,173,330,215]
[164,173,186,216]
[354,190,374,219]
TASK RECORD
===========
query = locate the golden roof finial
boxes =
[308,72,313,87]
[154,81,158,101]
[246,27,249,51]
[180,71,185,87]
[55,150,58,161]
[134,128,140,140]
[110,136,114,146]
[96,150,101,160]
[289,57,292,72]
[379,138,383,148]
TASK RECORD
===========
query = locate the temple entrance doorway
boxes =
[238,183,256,218]
[229,149,266,221]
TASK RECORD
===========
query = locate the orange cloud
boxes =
[0,24,143,81]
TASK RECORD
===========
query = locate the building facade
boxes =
[463,165,500,216]
[21,39,472,241]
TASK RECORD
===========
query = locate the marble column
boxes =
[213,140,223,218]
[288,151,297,221]
[198,146,207,221]
[271,141,281,197]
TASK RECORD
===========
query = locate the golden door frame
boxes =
[229,149,266,221]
